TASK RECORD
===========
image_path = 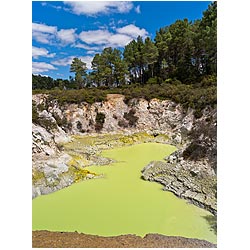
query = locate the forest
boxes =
[32,2,216,117]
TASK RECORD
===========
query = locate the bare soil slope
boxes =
[32,230,216,248]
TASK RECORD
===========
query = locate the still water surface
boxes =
[32,142,216,243]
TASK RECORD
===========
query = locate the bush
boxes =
[33,81,216,118]
[193,109,203,119]
[183,142,207,161]
[200,74,217,87]
[95,112,105,131]
[118,119,128,128]
[147,77,158,85]
[32,103,39,124]
[76,121,86,133]
[124,108,138,127]
[37,117,57,131]
[37,103,47,112]
[53,112,68,127]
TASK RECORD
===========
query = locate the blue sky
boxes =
[32,1,211,79]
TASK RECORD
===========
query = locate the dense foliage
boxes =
[32,2,216,113]
[91,47,128,87]
[33,79,216,118]
[70,58,87,89]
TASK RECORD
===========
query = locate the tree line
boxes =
[32,2,216,90]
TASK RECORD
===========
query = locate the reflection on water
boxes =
[203,215,217,234]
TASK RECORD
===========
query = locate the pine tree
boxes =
[143,37,159,78]
[70,57,87,89]
[91,47,128,87]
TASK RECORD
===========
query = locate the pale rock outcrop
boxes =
[32,94,217,212]
[32,123,58,156]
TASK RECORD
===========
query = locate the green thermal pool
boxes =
[32,142,216,243]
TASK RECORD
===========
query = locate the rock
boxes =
[141,160,217,215]
[172,133,182,144]
[32,94,217,210]
[54,127,71,144]
[32,124,58,156]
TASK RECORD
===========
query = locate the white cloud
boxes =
[32,23,77,45]
[74,43,101,51]
[32,31,53,44]
[78,24,148,48]
[32,23,57,34]
[63,1,133,16]
[79,56,94,69]
[41,2,62,10]
[52,55,93,69]
[114,1,133,13]
[79,29,111,45]
[32,62,57,74]
[86,50,98,55]
[108,33,132,47]
[32,46,56,59]
[135,5,141,14]
[118,19,128,25]
[32,23,57,44]
[51,56,75,66]
[57,28,77,44]
[116,24,148,38]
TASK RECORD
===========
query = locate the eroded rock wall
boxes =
[32,94,217,209]
[32,94,195,144]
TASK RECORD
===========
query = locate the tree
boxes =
[143,37,159,79]
[33,3,216,89]
[124,36,151,84]
[154,19,197,82]
[112,48,128,86]
[70,57,87,89]
[32,74,55,89]
[91,47,128,87]
[195,1,217,75]
[91,54,102,87]
[154,27,172,80]
[135,36,145,84]
[123,39,139,84]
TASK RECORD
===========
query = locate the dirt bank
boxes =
[32,230,216,248]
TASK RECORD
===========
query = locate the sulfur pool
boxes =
[32,142,216,243]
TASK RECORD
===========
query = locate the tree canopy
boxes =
[32,2,216,89]
[70,57,87,89]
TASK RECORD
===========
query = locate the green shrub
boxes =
[124,108,138,127]
[32,102,57,131]
[37,103,47,112]
[147,77,158,85]
[183,142,207,160]
[76,120,85,133]
[32,103,39,124]
[53,112,68,127]
[76,121,82,130]
[95,112,105,131]
[200,74,217,87]
[193,109,203,119]
[38,117,57,131]
[118,119,128,128]
[33,82,216,118]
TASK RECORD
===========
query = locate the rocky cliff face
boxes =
[32,93,195,143]
[141,106,217,214]
[32,93,217,213]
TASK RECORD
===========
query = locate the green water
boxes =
[32,142,216,243]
